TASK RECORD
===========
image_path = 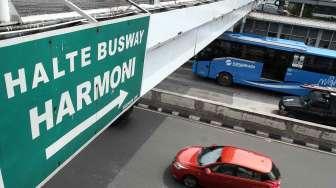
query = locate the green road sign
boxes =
[0,14,149,188]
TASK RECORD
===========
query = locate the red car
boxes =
[171,145,281,188]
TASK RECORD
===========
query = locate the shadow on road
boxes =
[45,108,166,188]
[162,166,186,188]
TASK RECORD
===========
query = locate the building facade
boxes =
[234,0,336,50]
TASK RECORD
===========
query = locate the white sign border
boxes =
[0,169,4,188]
[0,13,150,188]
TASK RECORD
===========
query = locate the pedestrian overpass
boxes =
[0,0,256,187]
[141,0,256,95]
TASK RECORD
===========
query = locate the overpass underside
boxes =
[142,0,256,95]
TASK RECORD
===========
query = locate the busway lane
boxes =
[45,107,336,188]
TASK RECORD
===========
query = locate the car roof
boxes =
[221,146,272,173]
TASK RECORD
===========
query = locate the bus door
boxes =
[261,49,292,81]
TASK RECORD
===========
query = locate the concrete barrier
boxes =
[139,88,336,152]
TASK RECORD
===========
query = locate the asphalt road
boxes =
[45,108,336,188]
[156,67,281,114]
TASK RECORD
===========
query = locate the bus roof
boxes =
[306,47,336,59]
[221,32,336,59]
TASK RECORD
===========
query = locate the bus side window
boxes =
[245,45,265,62]
[221,41,232,57]
[332,60,336,73]
[231,42,243,59]
[292,54,304,69]
[304,55,335,75]
[298,55,305,68]
[292,54,299,68]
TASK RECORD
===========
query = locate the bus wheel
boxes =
[217,72,232,86]
[278,103,287,115]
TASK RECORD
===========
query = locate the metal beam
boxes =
[240,16,247,33]
[277,24,283,38]
[289,0,336,7]
[149,0,161,5]
[63,0,98,23]
[0,0,10,24]
[328,31,335,49]
[315,29,323,47]
[126,0,151,14]
[299,3,305,17]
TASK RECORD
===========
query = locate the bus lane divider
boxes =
[138,88,336,154]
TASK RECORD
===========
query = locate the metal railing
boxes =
[0,0,215,39]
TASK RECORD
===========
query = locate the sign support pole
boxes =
[0,0,10,24]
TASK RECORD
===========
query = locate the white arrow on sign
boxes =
[45,90,128,159]
[0,169,4,188]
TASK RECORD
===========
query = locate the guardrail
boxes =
[139,88,336,153]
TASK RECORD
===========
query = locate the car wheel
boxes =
[279,103,287,115]
[217,72,232,86]
[183,175,198,188]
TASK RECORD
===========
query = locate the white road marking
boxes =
[45,90,128,159]
[0,169,4,188]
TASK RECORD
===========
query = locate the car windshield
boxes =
[262,163,281,181]
[198,146,223,166]
[270,163,281,180]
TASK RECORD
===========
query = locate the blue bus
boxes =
[192,32,336,96]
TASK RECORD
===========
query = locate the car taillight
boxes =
[271,180,280,188]
[266,180,280,188]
